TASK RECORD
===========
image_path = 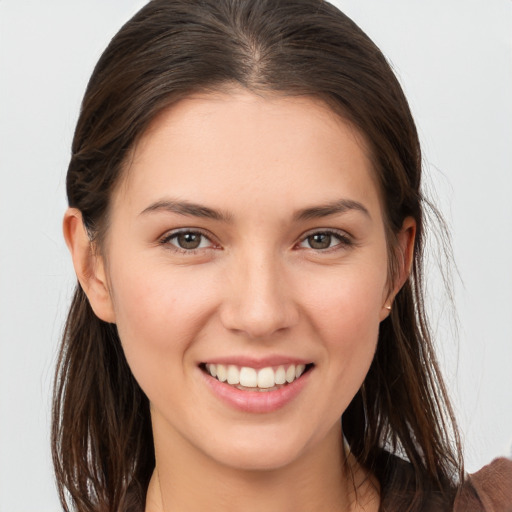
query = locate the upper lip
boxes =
[200,355,312,369]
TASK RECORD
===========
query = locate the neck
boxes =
[145,421,379,512]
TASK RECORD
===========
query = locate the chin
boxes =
[201,427,315,472]
[217,448,303,472]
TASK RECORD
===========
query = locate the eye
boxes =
[298,230,352,251]
[161,230,214,251]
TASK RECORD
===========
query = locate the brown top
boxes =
[454,457,512,512]
[376,452,512,511]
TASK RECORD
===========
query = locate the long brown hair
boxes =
[52,1,463,510]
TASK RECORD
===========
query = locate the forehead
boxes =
[115,89,382,220]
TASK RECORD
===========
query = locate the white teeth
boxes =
[216,364,227,382]
[257,367,275,389]
[275,366,286,385]
[239,367,257,387]
[285,365,296,383]
[227,365,240,385]
[205,363,309,390]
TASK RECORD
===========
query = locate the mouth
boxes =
[199,362,315,392]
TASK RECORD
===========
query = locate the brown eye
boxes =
[298,230,352,251]
[307,233,332,250]
[176,232,202,249]
[164,231,212,251]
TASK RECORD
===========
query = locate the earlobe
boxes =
[63,208,116,323]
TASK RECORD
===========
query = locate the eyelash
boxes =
[159,229,217,254]
[296,229,353,252]
[158,228,354,254]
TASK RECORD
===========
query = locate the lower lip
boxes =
[201,368,312,413]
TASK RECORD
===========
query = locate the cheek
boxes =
[302,261,387,339]
[298,260,386,397]
[107,261,219,383]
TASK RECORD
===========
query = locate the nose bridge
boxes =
[221,246,298,339]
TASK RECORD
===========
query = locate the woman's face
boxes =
[99,90,399,471]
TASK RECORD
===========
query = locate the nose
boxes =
[219,251,299,340]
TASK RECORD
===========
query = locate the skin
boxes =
[64,90,415,512]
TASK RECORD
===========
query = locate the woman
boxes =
[52,0,512,510]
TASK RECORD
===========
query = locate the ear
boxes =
[394,216,416,292]
[380,217,416,320]
[63,208,116,323]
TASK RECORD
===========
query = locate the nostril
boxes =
[218,270,300,338]
[219,304,300,340]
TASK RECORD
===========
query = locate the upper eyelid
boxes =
[298,227,352,240]
[160,227,214,242]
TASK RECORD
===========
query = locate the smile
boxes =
[202,363,313,392]
[200,361,314,413]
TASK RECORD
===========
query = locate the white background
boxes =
[0,1,511,510]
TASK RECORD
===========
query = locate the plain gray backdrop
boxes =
[1,1,511,510]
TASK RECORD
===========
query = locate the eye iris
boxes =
[177,232,202,249]
[308,233,331,249]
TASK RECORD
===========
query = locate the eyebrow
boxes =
[140,197,370,222]
[140,199,232,222]
[293,199,371,221]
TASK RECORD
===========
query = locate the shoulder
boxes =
[376,452,512,511]
[454,457,512,512]
[375,451,455,511]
